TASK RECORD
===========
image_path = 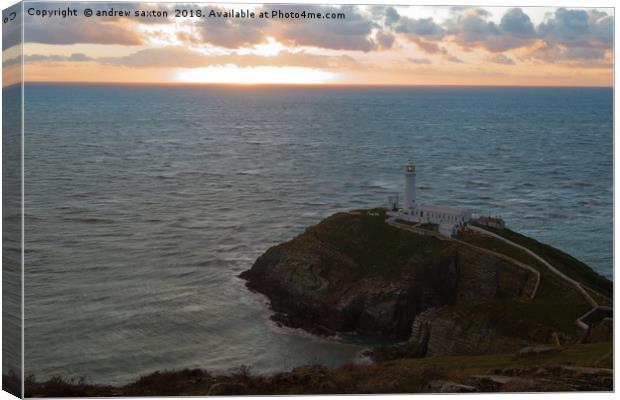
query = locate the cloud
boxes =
[23,2,145,45]
[25,23,143,45]
[375,31,395,50]
[444,54,463,63]
[393,15,446,54]
[395,17,446,40]
[385,6,612,68]
[19,4,614,70]
[368,5,399,26]
[384,6,401,26]
[176,5,383,52]
[527,8,613,68]
[528,45,611,68]
[449,7,613,65]
[386,7,536,56]
[537,8,612,51]
[407,57,431,64]
[24,53,93,63]
[265,5,379,52]
[7,53,94,70]
[24,20,143,46]
[26,1,382,50]
[99,47,206,68]
[487,54,515,65]
[183,6,270,48]
[448,8,537,52]
[409,38,444,54]
[500,8,535,35]
[76,46,360,70]
[22,3,383,52]
[3,56,21,67]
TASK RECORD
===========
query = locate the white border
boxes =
[0,1,617,400]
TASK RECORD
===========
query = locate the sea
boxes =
[11,84,614,384]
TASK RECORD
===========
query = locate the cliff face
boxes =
[408,307,545,357]
[240,211,534,341]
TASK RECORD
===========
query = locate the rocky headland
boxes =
[240,209,612,361]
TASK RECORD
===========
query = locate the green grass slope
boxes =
[471,224,612,300]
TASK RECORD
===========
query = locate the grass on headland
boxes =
[309,211,600,339]
[456,227,599,337]
[304,209,449,280]
[469,223,612,299]
[398,341,611,371]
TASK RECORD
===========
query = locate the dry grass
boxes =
[18,342,612,396]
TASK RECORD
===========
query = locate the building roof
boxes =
[479,216,504,222]
[416,203,470,216]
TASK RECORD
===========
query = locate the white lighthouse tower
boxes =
[404,160,416,210]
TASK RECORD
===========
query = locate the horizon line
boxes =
[7,81,614,89]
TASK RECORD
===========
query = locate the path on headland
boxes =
[385,216,609,330]
[385,217,540,301]
[467,225,598,308]
[465,225,607,330]
[384,214,614,331]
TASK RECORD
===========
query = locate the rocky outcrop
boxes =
[429,380,476,393]
[241,210,615,362]
[405,307,558,357]
[240,212,535,341]
[474,365,613,392]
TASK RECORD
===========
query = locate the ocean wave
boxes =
[362,180,398,190]
[70,217,115,224]
[237,169,263,176]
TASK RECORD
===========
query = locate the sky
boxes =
[2,2,615,86]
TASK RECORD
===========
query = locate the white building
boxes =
[389,161,472,236]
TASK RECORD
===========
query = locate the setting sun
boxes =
[175,65,336,84]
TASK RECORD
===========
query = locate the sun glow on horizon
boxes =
[175,65,336,84]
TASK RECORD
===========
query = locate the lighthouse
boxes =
[404,160,416,210]
[385,161,472,237]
